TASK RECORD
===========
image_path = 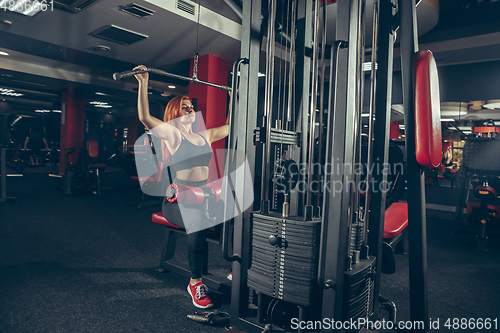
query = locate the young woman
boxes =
[134,65,229,308]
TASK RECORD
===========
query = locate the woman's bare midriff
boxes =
[175,166,209,182]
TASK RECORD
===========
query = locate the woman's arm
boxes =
[207,91,231,143]
[134,66,180,145]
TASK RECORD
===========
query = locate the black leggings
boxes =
[162,178,208,279]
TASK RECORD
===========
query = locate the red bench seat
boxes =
[384,202,408,239]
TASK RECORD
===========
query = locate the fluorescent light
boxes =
[90,101,112,108]
[441,118,455,122]
[95,92,107,96]
[483,100,500,109]
[0,88,23,96]
[462,131,472,134]
[399,125,405,129]
[361,114,369,117]
[168,85,176,89]
[0,51,9,56]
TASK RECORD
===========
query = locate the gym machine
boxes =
[454,133,500,250]
[222,0,440,332]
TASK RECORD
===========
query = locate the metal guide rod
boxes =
[260,0,277,213]
[345,0,365,267]
[317,40,344,290]
[278,0,289,132]
[305,0,321,210]
[222,57,248,263]
[363,0,380,249]
[314,0,328,213]
[112,67,232,91]
[286,0,297,128]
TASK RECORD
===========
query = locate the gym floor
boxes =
[1,170,499,333]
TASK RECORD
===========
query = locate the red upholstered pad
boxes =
[151,212,181,229]
[384,202,408,238]
[87,140,100,159]
[88,163,107,169]
[413,50,442,169]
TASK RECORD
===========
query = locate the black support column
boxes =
[366,0,395,319]
[229,0,261,327]
[319,0,363,329]
[399,0,429,331]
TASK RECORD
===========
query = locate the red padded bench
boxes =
[382,202,408,274]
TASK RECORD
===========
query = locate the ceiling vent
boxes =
[89,25,148,45]
[119,3,155,18]
[52,0,101,13]
[176,0,196,16]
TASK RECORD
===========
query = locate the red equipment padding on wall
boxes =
[413,50,442,169]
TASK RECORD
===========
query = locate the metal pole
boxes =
[229,0,261,327]
[314,0,328,216]
[366,0,395,322]
[305,0,321,219]
[363,0,380,251]
[400,0,429,331]
[260,0,277,214]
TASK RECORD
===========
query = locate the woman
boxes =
[442,148,457,186]
[134,65,230,308]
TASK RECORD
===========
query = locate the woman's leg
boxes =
[187,229,207,281]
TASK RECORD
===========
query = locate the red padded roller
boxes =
[206,179,222,202]
[151,212,181,229]
[166,183,205,204]
[413,50,442,169]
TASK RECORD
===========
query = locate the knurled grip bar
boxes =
[113,67,232,91]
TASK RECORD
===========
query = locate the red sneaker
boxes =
[187,282,213,309]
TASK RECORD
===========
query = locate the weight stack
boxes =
[248,213,322,307]
[342,257,376,322]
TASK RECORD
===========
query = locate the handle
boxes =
[113,67,232,91]
[221,57,248,263]
[317,41,345,290]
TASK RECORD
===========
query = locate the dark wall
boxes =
[362,59,500,106]
[437,60,500,102]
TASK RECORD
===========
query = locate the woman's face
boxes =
[178,99,195,125]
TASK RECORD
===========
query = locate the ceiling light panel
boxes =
[119,3,155,17]
[89,25,148,45]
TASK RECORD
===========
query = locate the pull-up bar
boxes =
[112,67,232,92]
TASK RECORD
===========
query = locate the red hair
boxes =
[161,95,191,163]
